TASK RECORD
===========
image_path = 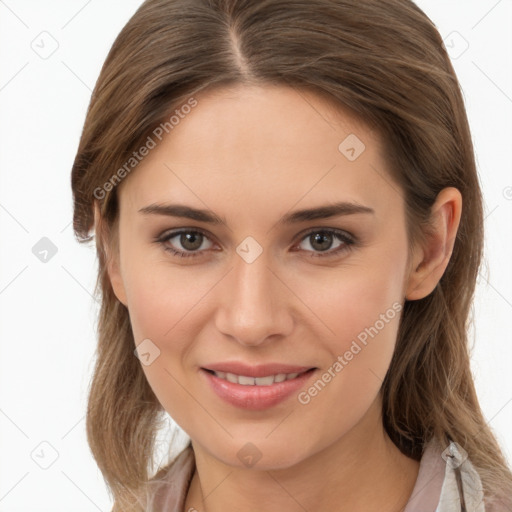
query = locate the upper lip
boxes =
[202,362,315,377]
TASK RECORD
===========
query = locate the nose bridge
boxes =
[214,245,292,346]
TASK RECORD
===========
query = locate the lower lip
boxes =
[201,368,316,410]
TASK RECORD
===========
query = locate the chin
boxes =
[197,436,315,472]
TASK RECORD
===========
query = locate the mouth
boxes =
[200,364,318,410]
[203,368,314,386]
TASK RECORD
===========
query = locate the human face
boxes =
[109,84,412,469]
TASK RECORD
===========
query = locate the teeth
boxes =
[212,370,305,385]
[226,372,238,383]
[255,376,274,386]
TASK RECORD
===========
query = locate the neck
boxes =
[184,397,419,512]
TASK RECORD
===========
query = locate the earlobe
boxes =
[405,187,462,301]
[93,201,128,306]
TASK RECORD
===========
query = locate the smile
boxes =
[201,367,317,410]
[207,370,309,386]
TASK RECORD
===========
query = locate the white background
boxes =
[0,1,511,510]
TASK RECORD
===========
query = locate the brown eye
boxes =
[296,229,355,258]
[179,232,204,251]
[308,232,335,251]
[158,229,214,258]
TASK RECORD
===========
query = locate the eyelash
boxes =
[155,227,356,259]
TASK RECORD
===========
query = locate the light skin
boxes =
[96,83,462,511]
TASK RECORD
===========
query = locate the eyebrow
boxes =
[138,201,375,225]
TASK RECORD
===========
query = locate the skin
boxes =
[97,83,462,511]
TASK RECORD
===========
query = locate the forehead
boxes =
[117,84,403,223]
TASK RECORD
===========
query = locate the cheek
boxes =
[304,272,402,390]
[292,241,407,400]
[123,269,207,429]
[290,279,402,453]
[122,251,206,344]
[296,242,406,351]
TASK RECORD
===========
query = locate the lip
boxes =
[200,363,317,410]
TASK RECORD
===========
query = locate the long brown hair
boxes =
[71,0,512,509]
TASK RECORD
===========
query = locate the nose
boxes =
[214,248,294,347]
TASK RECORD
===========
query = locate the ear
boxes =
[405,187,462,301]
[93,201,128,306]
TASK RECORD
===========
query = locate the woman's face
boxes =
[108,84,416,469]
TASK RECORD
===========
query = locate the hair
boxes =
[70,0,512,510]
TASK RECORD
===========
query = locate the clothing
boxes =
[146,438,490,511]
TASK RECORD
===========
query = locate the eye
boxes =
[294,228,355,258]
[156,227,355,260]
[157,229,215,258]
